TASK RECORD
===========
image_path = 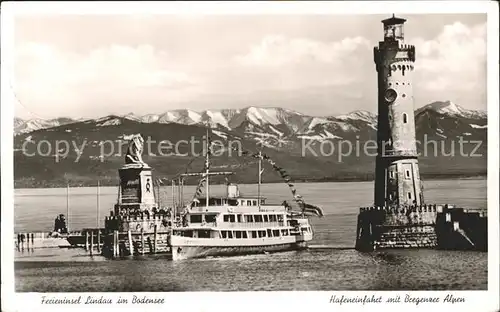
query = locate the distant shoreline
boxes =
[13,173,487,189]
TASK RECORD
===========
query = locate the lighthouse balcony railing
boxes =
[379,150,418,157]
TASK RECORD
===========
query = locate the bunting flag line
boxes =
[228,145,324,218]
[173,134,325,217]
[301,203,325,217]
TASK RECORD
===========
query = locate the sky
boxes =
[12,14,487,120]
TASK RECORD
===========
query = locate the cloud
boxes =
[413,22,486,92]
[235,35,371,67]
[16,43,193,90]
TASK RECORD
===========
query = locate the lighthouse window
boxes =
[389,171,394,179]
[406,170,411,179]
[408,192,412,200]
[403,113,408,123]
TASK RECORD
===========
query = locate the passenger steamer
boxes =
[170,149,314,260]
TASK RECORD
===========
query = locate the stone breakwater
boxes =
[355,204,487,251]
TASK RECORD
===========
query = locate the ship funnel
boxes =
[227,184,240,198]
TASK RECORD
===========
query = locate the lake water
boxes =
[14,179,488,291]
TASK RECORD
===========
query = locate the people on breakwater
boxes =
[54,214,68,234]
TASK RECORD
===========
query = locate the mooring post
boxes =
[85,230,89,251]
[141,228,145,255]
[97,230,101,253]
[153,224,157,253]
[90,230,94,256]
[128,230,134,256]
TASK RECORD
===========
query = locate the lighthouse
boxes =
[354,16,487,252]
[373,15,424,207]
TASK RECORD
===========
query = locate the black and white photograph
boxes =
[1,1,499,311]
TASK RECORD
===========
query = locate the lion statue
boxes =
[125,134,146,165]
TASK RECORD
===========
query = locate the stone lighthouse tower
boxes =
[354,15,487,252]
[373,15,424,207]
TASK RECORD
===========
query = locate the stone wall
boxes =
[355,204,440,251]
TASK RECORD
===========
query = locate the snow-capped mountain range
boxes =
[13,100,487,188]
[14,101,485,138]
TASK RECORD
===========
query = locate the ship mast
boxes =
[258,149,262,211]
[205,127,210,210]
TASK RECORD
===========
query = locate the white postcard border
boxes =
[1,1,499,312]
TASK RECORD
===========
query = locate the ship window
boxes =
[281,229,289,236]
[237,214,242,223]
[184,230,194,238]
[243,231,248,239]
[258,230,266,238]
[247,200,252,206]
[228,231,233,239]
[267,229,273,237]
[260,199,265,205]
[252,200,257,206]
[235,231,242,239]
[228,199,238,206]
[223,215,230,222]
[255,215,263,223]
[278,215,284,222]
[403,113,408,123]
[251,231,258,238]
[221,231,227,239]
[269,215,277,222]
[198,230,210,238]
[245,215,253,222]
[263,215,269,222]
[205,214,216,223]
[273,230,280,237]
[190,215,202,223]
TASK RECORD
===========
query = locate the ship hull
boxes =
[169,234,312,260]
